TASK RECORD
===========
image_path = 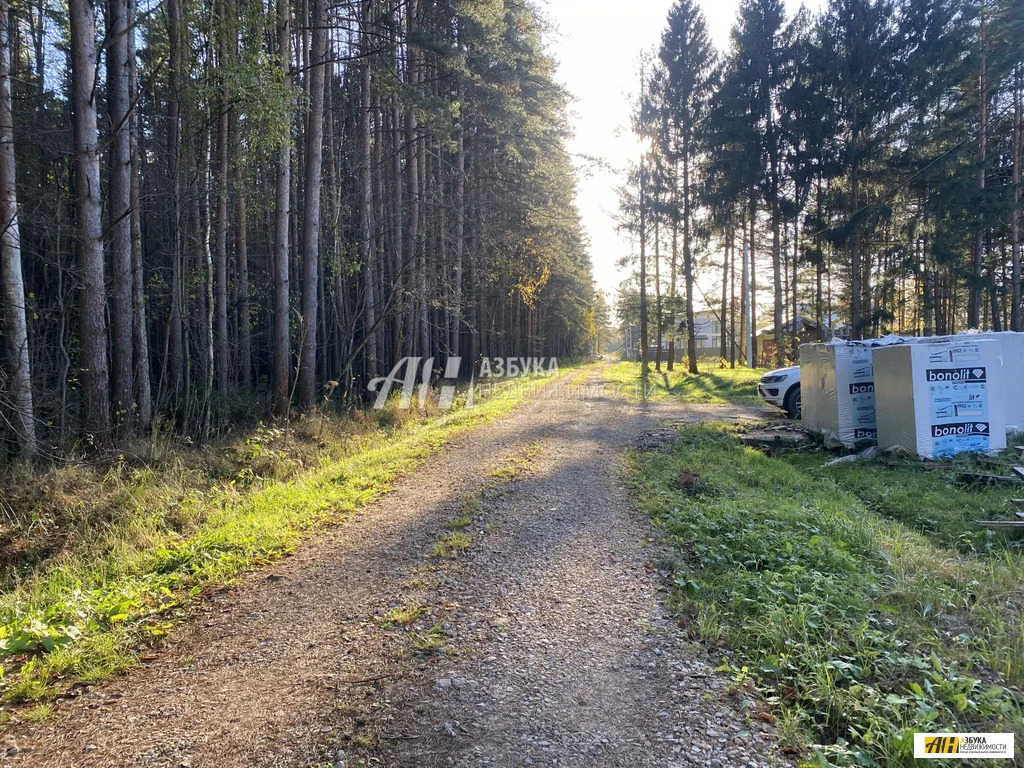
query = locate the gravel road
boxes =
[5,365,791,768]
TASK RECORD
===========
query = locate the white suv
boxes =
[758,366,801,418]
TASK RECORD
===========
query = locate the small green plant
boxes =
[488,443,543,481]
[382,603,427,627]
[431,532,472,559]
[409,623,446,653]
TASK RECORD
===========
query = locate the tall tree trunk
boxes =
[683,151,697,374]
[298,0,326,409]
[971,2,987,330]
[360,0,377,380]
[729,221,736,367]
[667,175,677,371]
[639,159,648,373]
[166,0,184,401]
[0,0,36,459]
[769,130,783,366]
[791,216,799,359]
[229,6,250,391]
[272,0,292,418]
[70,0,111,441]
[127,0,151,425]
[450,79,465,363]
[741,211,749,366]
[923,233,935,336]
[106,0,134,424]
[850,103,862,339]
[233,136,251,390]
[214,31,230,396]
[721,233,729,361]
[748,192,757,365]
[200,129,214,438]
[654,214,662,371]
[372,90,386,366]
[404,0,421,357]
[1012,64,1021,332]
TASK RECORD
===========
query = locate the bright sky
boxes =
[543,0,825,301]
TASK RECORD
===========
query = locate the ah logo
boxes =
[923,736,961,754]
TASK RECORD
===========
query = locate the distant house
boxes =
[691,310,732,357]
[625,310,849,366]
[757,315,845,365]
[623,309,738,362]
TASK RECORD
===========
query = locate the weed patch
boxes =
[631,424,1023,767]
[381,603,427,627]
[786,450,1024,552]
[431,532,472,559]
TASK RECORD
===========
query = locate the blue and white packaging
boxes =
[914,332,1024,433]
[800,341,878,448]
[874,339,1007,458]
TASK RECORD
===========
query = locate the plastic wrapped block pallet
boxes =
[913,332,1024,433]
[800,341,877,448]
[874,339,1007,458]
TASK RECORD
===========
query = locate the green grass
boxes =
[787,449,1024,551]
[382,603,428,627]
[487,441,542,481]
[430,532,473,559]
[0,365,586,708]
[603,360,767,404]
[631,425,1024,767]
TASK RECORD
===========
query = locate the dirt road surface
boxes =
[8,366,791,768]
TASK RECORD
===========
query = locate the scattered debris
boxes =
[956,472,1020,488]
[824,446,879,466]
[675,469,702,493]
[736,422,813,453]
[634,427,681,453]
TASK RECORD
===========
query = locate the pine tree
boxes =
[658,0,717,374]
[0,0,35,459]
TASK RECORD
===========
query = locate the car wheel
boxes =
[784,384,801,420]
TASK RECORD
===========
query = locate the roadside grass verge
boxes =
[0,366,583,711]
[786,449,1024,551]
[631,424,1023,767]
[603,360,766,404]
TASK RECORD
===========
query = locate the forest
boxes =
[621,0,1022,373]
[0,0,596,463]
